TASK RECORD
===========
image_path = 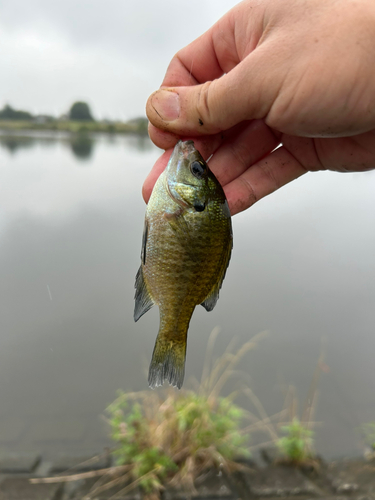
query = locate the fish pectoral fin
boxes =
[201,233,233,312]
[164,209,189,239]
[134,266,154,322]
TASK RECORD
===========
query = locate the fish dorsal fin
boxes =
[201,223,233,312]
[134,219,154,322]
[134,265,154,321]
[141,220,148,265]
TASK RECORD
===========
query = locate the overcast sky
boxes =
[0,0,237,120]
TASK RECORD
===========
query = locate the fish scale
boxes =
[134,140,232,389]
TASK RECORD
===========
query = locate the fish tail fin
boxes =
[148,335,187,390]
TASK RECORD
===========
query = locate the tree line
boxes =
[0,101,95,121]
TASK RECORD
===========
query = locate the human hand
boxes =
[144,0,375,215]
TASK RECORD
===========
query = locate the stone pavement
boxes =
[0,451,374,499]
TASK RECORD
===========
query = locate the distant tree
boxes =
[0,104,33,121]
[135,117,149,135]
[68,101,94,121]
[70,134,94,160]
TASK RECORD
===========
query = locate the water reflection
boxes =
[0,135,35,154]
[126,134,155,152]
[0,130,154,162]
[0,131,374,460]
[70,134,94,161]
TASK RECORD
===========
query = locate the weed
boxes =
[361,421,375,459]
[277,418,314,463]
[98,331,273,498]
[270,345,327,467]
[104,332,269,497]
[30,331,323,497]
[107,389,249,495]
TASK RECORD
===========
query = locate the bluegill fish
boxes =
[134,140,232,389]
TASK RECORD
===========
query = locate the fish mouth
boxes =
[176,140,196,158]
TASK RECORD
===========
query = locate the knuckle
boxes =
[195,81,216,128]
[239,177,258,207]
[260,160,281,191]
[229,142,249,172]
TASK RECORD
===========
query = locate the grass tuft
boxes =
[104,331,267,497]
[30,331,324,497]
[360,421,375,460]
[107,389,249,495]
[277,418,314,464]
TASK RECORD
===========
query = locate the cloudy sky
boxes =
[0,0,237,120]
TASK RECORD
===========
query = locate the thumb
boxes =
[146,52,279,136]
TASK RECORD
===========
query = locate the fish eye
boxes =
[194,202,206,212]
[190,161,206,179]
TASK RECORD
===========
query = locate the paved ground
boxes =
[0,452,374,499]
[0,414,111,460]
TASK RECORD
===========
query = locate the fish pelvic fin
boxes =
[148,335,187,390]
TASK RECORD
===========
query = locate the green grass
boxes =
[273,348,325,466]
[104,330,321,498]
[361,421,375,455]
[107,389,250,495]
[30,331,321,498]
[103,333,265,497]
[277,418,314,464]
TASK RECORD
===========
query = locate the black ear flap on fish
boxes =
[134,266,154,322]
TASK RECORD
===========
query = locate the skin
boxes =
[144,0,375,216]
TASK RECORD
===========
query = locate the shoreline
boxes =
[0,119,148,136]
[0,451,374,499]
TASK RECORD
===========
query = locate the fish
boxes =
[134,140,232,389]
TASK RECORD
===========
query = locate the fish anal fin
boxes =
[134,266,154,322]
[201,288,219,312]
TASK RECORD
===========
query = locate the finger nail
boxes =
[151,90,180,121]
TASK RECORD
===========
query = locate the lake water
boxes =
[0,130,374,460]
